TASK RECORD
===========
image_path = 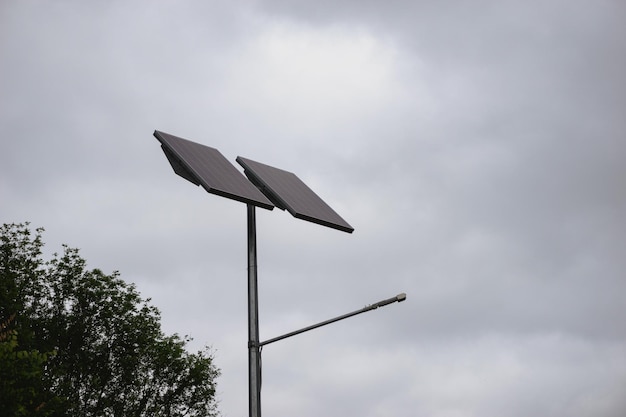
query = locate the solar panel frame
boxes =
[154,131,274,210]
[161,145,201,186]
[236,156,354,233]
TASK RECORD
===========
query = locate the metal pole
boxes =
[247,204,261,417]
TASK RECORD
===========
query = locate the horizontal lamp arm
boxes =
[258,293,406,347]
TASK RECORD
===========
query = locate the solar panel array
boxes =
[237,157,354,233]
[154,131,274,210]
[154,130,353,233]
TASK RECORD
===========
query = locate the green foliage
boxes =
[0,314,56,416]
[1,223,220,417]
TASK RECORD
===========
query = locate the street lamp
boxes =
[151,131,405,417]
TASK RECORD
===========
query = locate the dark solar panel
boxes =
[154,131,274,210]
[236,156,354,233]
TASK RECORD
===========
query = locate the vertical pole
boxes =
[247,204,261,417]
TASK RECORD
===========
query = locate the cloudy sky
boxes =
[2,1,625,416]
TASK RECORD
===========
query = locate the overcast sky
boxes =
[2,1,625,416]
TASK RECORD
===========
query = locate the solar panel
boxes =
[236,156,354,233]
[154,131,274,210]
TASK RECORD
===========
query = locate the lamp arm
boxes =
[258,293,406,347]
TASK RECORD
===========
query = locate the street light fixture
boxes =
[151,131,405,417]
[259,293,407,348]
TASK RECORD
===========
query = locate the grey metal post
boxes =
[247,204,262,417]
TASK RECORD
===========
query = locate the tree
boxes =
[0,314,56,416]
[0,223,220,417]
